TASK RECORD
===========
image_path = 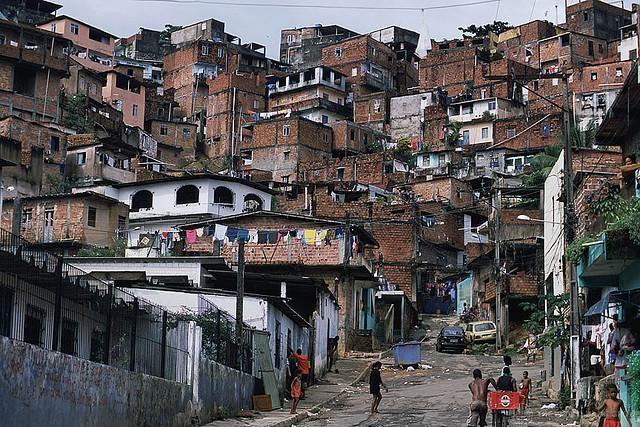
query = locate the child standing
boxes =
[594,384,631,427]
[369,361,388,415]
[290,372,302,414]
[519,371,532,414]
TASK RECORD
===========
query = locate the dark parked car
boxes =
[436,326,468,353]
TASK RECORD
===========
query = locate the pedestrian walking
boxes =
[290,372,302,414]
[496,367,517,392]
[289,348,310,398]
[594,384,631,427]
[519,371,532,414]
[369,361,388,415]
[467,369,496,427]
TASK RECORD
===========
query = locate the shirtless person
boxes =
[519,371,532,414]
[468,369,497,427]
[595,384,631,427]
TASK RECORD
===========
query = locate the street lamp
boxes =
[517,214,562,225]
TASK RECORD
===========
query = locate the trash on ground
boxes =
[541,403,557,409]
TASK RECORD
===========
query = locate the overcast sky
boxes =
[56,0,576,56]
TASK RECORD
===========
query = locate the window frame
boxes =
[87,206,97,227]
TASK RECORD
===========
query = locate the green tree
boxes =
[458,21,512,38]
[521,145,562,187]
[447,121,462,146]
[160,24,182,44]
[62,94,94,133]
[520,293,571,349]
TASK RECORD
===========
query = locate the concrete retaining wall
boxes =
[0,336,194,427]
[197,357,255,421]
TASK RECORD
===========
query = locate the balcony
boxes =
[0,43,68,73]
[362,72,386,91]
[577,231,640,289]
[100,164,136,184]
[0,138,21,166]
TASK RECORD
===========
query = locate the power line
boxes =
[135,0,500,11]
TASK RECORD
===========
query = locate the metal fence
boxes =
[197,296,254,374]
[0,227,190,383]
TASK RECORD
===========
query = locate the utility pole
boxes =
[494,187,502,350]
[561,72,580,395]
[235,238,245,370]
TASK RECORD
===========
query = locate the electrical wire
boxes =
[135,0,500,11]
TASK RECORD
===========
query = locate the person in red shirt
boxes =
[290,348,310,398]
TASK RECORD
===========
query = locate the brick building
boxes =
[329,121,386,155]
[38,15,116,73]
[101,70,146,128]
[268,66,350,125]
[369,26,420,94]
[0,20,70,122]
[240,117,332,184]
[566,0,632,41]
[280,24,359,69]
[0,191,129,254]
[0,0,61,25]
[148,119,198,163]
[321,35,397,99]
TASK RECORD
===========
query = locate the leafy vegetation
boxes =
[62,94,94,133]
[481,110,495,122]
[570,118,598,148]
[394,138,413,162]
[521,145,562,187]
[629,352,640,412]
[447,121,462,146]
[77,237,126,257]
[42,174,78,195]
[458,21,512,38]
[565,235,598,265]
[520,293,571,349]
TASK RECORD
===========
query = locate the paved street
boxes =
[299,317,577,427]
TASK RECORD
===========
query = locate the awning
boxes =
[584,289,640,317]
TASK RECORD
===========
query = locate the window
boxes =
[560,34,570,47]
[160,126,168,136]
[70,23,79,35]
[335,47,342,57]
[132,104,139,117]
[0,286,13,337]
[0,35,5,45]
[481,127,489,139]
[243,194,263,211]
[282,125,290,137]
[282,175,290,183]
[24,304,45,346]
[352,67,358,77]
[322,93,329,100]
[60,318,78,356]
[213,186,233,205]
[22,208,33,227]
[87,207,97,227]
[631,49,638,60]
[182,128,191,137]
[583,11,589,22]
[217,48,224,58]
[117,215,126,238]
[591,72,598,81]
[462,130,470,145]
[481,88,487,99]
[177,185,200,205]
[127,68,134,77]
[13,65,37,97]
[506,128,517,138]
[131,190,153,211]
[323,133,329,143]
[50,23,57,32]
[253,99,259,109]
[462,104,473,114]
[337,98,344,105]
[321,115,329,124]
[350,129,355,141]
[616,68,623,77]
[201,44,211,55]
[283,150,290,160]
[337,167,345,180]
[50,135,60,151]
[76,152,86,165]
[598,44,604,54]
[287,34,295,44]
[588,40,594,56]
[374,101,381,113]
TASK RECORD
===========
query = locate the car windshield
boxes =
[475,323,495,332]
[443,328,463,336]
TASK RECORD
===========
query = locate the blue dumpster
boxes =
[392,341,421,366]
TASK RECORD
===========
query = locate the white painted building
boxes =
[448,97,523,123]
[73,173,273,249]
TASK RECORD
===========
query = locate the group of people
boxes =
[287,336,340,415]
[582,313,638,379]
[467,356,532,427]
